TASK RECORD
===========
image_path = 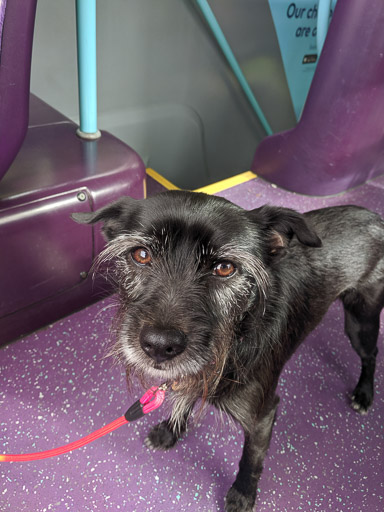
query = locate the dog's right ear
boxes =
[246,205,322,261]
[71,196,139,241]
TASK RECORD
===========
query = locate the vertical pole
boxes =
[76,0,101,139]
[196,0,273,136]
[317,0,332,56]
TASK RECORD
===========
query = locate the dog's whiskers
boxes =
[94,301,119,319]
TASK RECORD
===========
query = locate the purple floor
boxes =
[1,174,384,511]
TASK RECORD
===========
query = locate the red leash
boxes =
[0,384,168,462]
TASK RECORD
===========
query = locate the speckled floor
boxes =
[1,174,384,511]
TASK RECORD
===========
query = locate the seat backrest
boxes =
[0,0,38,181]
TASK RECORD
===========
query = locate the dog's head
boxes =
[72,191,321,394]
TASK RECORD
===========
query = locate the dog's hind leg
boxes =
[341,285,384,414]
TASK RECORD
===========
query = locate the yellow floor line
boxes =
[195,171,257,194]
[146,168,180,191]
[146,168,257,195]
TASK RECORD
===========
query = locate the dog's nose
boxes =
[139,326,187,364]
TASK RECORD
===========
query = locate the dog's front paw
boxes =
[145,421,179,451]
[225,486,255,512]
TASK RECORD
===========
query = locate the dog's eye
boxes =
[131,247,152,266]
[213,261,236,278]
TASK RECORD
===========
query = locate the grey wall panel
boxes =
[31,0,295,189]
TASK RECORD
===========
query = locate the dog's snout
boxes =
[140,326,187,364]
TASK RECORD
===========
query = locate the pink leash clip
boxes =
[140,385,167,414]
[124,383,168,422]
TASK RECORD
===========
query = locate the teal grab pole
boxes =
[76,0,101,139]
[195,0,273,136]
[317,0,332,56]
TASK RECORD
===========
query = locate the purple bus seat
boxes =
[0,95,146,344]
[0,0,37,181]
[252,0,384,196]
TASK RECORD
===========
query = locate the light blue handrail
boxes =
[196,0,273,136]
[75,0,101,139]
[317,0,332,56]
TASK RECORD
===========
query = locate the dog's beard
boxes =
[108,305,235,404]
[119,330,211,384]
[104,266,267,404]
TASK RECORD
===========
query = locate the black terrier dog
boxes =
[73,190,383,511]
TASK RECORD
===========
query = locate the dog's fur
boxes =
[73,191,384,511]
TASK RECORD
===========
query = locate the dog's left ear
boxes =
[71,196,139,241]
[246,205,322,259]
